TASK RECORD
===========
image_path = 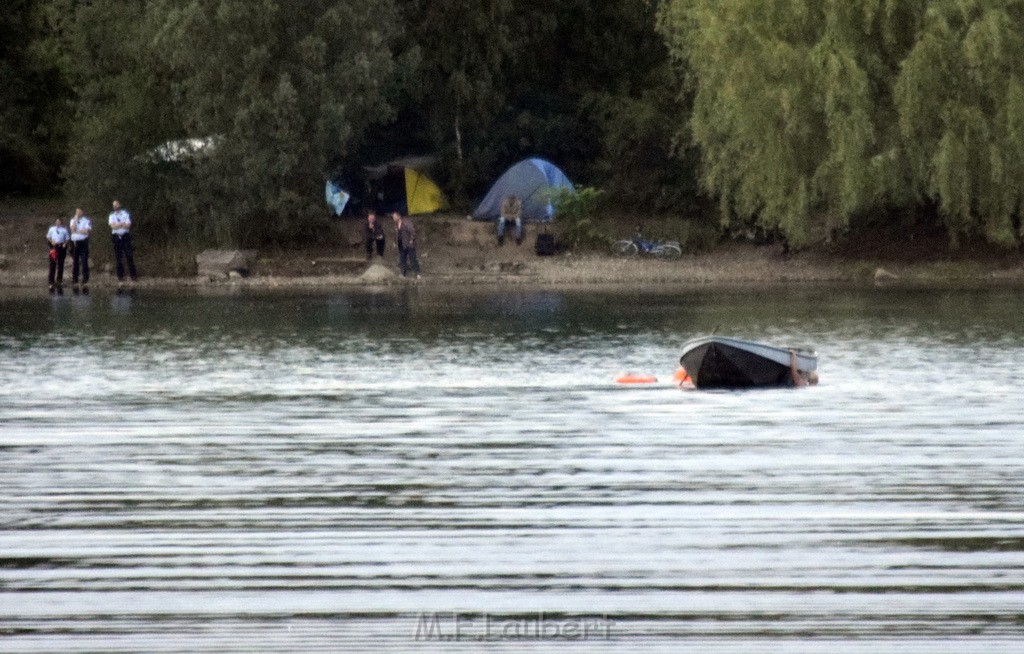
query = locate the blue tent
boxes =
[472,158,574,222]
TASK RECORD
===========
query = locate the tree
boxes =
[394,0,701,211]
[49,0,185,233]
[400,0,518,198]
[660,0,933,245]
[55,0,400,247]
[150,0,402,245]
[662,0,1024,246]
[896,0,1024,245]
[0,0,72,195]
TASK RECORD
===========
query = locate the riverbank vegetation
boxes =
[3,0,1024,255]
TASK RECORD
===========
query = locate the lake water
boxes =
[1,286,1023,653]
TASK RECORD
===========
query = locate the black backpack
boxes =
[535,232,556,256]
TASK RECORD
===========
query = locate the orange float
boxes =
[672,367,693,388]
[615,372,658,384]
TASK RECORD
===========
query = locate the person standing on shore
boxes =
[392,211,420,278]
[365,210,386,259]
[68,208,92,288]
[109,199,138,282]
[46,217,70,292]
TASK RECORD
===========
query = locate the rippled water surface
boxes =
[1,286,1023,652]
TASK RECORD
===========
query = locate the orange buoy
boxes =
[672,367,693,388]
[615,372,658,384]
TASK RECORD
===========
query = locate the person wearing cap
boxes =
[109,199,138,282]
[46,217,71,292]
[68,207,92,288]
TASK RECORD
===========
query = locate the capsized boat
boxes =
[679,336,817,389]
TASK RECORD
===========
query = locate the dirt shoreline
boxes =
[4,205,1024,292]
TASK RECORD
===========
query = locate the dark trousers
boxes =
[112,233,138,281]
[398,246,420,277]
[366,236,385,258]
[71,239,90,284]
[47,246,67,286]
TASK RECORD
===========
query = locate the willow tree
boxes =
[660,0,929,245]
[896,0,1024,245]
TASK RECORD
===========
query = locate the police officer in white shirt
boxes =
[69,207,92,287]
[46,217,71,291]
[109,199,138,282]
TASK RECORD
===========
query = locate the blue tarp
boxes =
[472,158,575,222]
[325,181,350,216]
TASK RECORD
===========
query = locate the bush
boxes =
[551,186,612,250]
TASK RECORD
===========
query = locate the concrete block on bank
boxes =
[196,250,258,277]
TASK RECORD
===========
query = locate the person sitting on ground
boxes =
[789,350,819,387]
[497,194,523,246]
[364,210,385,259]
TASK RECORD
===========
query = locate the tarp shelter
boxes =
[325,181,350,216]
[472,158,575,222]
[364,156,446,216]
[138,136,220,164]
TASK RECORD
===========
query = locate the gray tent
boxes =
[472,158,574,222]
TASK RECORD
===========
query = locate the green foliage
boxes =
[392,0,705,212]
[588,63,706,215]
[152,0,401,245]
[551,186,612,249]
[660,0,917,246]
[896,0,1024,245]
[12,0,706,245]
[50,0,191,235]
[0,0,72,194]
[54,0,400,247]
[401,0,517,198]
[661,0,1024,247]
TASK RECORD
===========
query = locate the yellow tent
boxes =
[404,168,446,215]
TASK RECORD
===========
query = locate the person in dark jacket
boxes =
[392,211,421,278]
[364,210,386,259]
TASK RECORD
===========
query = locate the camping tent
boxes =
[364,156,447,216]
[472,158,574,222]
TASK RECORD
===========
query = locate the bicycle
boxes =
[612,236,683,260]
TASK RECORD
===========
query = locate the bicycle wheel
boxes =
[654,244,682,260]
[613,240,639,256]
